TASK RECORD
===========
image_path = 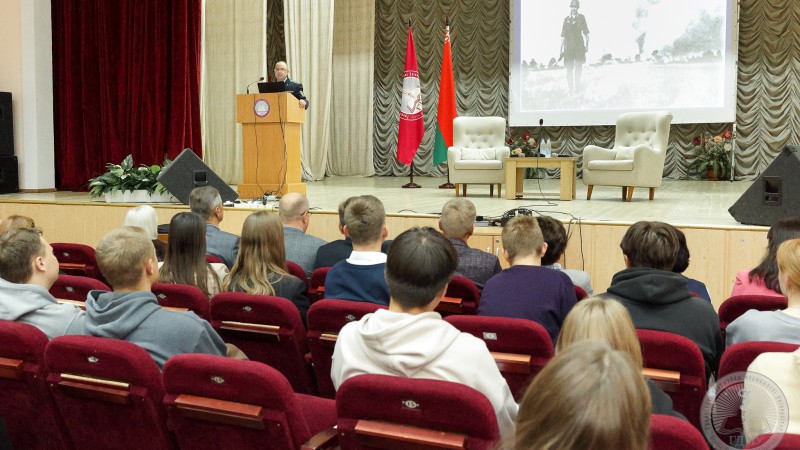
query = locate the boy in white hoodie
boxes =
[0,227,86,338]
[331,226,518,439]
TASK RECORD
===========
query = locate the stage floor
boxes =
[7,176,755,229]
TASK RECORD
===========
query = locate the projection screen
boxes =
[509,0,739,126]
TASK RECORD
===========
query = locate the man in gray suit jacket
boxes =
[439,199,502,291]
[279,193,326,279]
[190,186,240,269]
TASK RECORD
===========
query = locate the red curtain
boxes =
[52,0,202,191]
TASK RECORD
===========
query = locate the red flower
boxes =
[507,137,515,145]
[692,136,701,146]
[522,132,530,141]
[722,129,732,139]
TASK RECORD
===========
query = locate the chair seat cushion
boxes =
[454,160,503,170]
[461,148,498,160]
[587,160,634,171]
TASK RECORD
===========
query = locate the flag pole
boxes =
[399,18,422,189]
[438,17,455,189]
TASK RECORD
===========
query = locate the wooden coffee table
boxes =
[504,157,578,200]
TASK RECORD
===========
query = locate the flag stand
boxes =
[439,165,455,189]
[402,162,422,188]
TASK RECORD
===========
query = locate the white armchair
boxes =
[582,111,673,202]
[447,117,510,198]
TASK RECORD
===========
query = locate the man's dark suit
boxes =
[285,78,309,110]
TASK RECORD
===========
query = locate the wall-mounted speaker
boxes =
[0,92,14,157]
[729,146,800,226]
[157,148,238,205]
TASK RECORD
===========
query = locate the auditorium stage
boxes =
[0,176,767,308]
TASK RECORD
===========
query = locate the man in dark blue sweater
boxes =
[324,195,390,305]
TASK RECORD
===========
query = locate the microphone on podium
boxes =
[246,77,265,94]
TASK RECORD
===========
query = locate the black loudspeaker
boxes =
[0,156,19,194]
[157,148,238,205]
[729,146,800,226]
[0,92,14,157]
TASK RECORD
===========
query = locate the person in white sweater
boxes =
[331,226,518,440]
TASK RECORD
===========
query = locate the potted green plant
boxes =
[88,154,173,203]
[687,130,733,181]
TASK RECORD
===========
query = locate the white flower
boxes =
[724,143,732,151]
[527,138,535,145]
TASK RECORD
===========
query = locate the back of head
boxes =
[556,297,643,369]
[224,211,287,294]
[124,205,159,240]
[439,198,476,239]
[502,216,545,263]
[385,227,458,310]
[620,221,679,271]
[536,216,567,266]
[777,238,800,293]
[514,341,651,450]
[338,197,355,228]
[189,186,221,221]
[669,225,690,273]
[161,212,215,295]
[97,227,156,289]
[0,215,35,235]
[0,227,44,283]
[753,217,800,292]
[344,195,385,245]
[278,192,308,223]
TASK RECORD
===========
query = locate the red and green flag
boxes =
[433,23,457,166]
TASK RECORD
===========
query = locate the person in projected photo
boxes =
[560,0,590,94]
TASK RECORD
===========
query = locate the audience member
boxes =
[513,341,650,450]
[479,216,576,344]
[324,195,390,305]
[0,227,86,338]
[85,227,227,368]
[727,238,800,346]
[190,186,239,269]
[124,205,167,261]
[314,196,391,269]
[159,212,225,298]
[742,348,800,441]
[604,221,724,376]
[0,215,35,234]
[279,192,326,278]
[438,198,501,290]
[732,217,800,298]
[224,211,310,324]
[536,215,593,296]
[331,226,517,439]
[556,297,684,419]
[669,225,711,302]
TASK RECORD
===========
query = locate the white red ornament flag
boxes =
[397,25,424,166]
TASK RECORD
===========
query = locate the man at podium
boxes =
[274,61,309,110]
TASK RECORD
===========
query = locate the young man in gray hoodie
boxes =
[0,227,86,338]
[85,227,227,368]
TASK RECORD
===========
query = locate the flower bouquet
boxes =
[687,129,733,181]
[507,131,539,157]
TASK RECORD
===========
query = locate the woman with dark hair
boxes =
[668,225,711,302]
[731,217,800,297]
[159,212,223,298]
[223,211,310,324]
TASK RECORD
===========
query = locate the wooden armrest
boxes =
[301,427,339,450]
[59,262,88,273]
[316,286,325,293]
[57,298,87,310]
[355,419,466,449]
[220,321,280,335]
[435,296,463,314]
[319,333,338,343]
[162,306,189,312]
[0,356,24,380]
[175,394,265,430]
[490,351,532,374]
[157,233,169,243]
[58,373,130,404]
[642,367,680,393]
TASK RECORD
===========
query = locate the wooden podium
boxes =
[236,93,306,198]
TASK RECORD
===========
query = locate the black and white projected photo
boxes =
[509,0,738,126]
